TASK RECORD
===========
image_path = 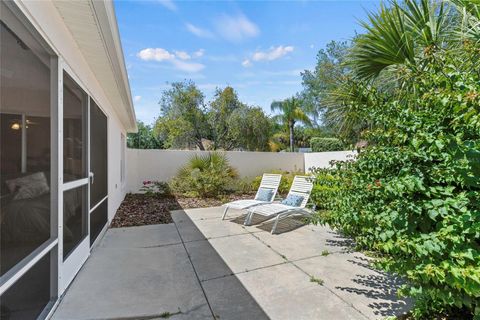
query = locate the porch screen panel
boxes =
[0,10,51,275]
[0,3,55,319]
[63,72,87,183]
[89,99,108,245]
[63,72,88,259]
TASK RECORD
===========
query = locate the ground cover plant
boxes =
[311,1,480,318]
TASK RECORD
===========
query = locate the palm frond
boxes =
[450,0,480,43]
[349,2,416,80]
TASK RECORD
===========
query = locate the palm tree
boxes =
[271,96,311,152]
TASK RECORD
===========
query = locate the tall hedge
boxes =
[311,61,480,318]
[310,137,344,152]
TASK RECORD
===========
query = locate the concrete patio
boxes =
[52,207,411,320]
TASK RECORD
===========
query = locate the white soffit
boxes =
[53,0,137,132]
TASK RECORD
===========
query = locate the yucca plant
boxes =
[170,152,238,197]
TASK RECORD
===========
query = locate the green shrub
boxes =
[169,152,238,197]
[310,137,344,152]
[312,62,480,318]
[230,177,257,195]
[309,167,342,211]
[251,169,304,196]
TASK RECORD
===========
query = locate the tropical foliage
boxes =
[310,137,344,152]
[271,96,312,152]
[169,152,239,197]
[127,121,162,149]
[310,0,480,318]
[129,81,321,152]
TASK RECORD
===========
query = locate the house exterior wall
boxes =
[127,149,305,192]
[304,151,356,172]
[16,0,128,219]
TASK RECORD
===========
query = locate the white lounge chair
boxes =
[222,173,282,220]
[244,175,314,234]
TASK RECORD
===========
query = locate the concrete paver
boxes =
[52,206,410,320]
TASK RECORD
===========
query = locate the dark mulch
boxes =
[111,193,255,228]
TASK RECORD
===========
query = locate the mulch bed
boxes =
[111,193,255,228]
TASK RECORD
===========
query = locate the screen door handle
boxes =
[89,172,94,184]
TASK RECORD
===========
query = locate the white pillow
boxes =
[6,172,50,200]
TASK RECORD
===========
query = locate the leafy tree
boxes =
[271,96,311,152]
[127,121,162,149]
[301,40,350,113]
[155,81,210,150]
[227,106,272,151]
[301,40,373,142]
[207,86,245,149]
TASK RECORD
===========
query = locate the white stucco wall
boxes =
[16,1,128,220]
[304,151,357,172]
[127,149,305,193]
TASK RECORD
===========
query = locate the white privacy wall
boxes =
[126,149,356,193]
[127,149,305,193]
[304,151,357,172]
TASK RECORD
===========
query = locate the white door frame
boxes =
[58,60,91,293]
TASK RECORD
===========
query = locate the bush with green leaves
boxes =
[309,167,342,211]
[169,152,238,197]
[312,63,480,319]
[310,137,344,152]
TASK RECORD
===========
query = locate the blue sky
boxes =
[115,0,381,125]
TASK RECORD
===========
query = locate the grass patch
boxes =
[310,276,324,285]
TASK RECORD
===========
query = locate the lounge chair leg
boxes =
[244,210,253,226]
[244,212,250,225]
[271,214,281,234]
[221,206,229,220]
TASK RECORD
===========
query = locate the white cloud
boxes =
[252,46,294,62]
[186,23,215,39]
[174,50,191,60]
[134,95,142,102]
[137,48,205,73]
[310,44,315,49]
[215,13,259,42]
[193,49,205,58]
[137,48,175,61]
[158,0,177,12]
[171,59,205,73]
[242,59,252,68]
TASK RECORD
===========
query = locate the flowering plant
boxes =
[140,180,171,196]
